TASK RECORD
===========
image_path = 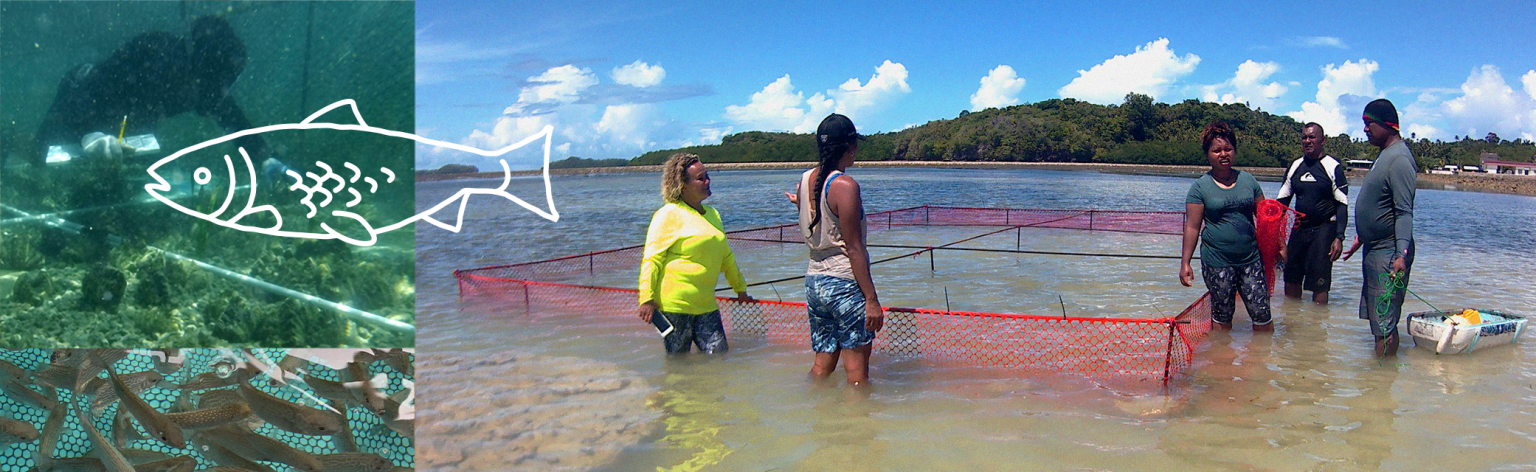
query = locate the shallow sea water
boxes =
[0,2,416,348]
[417,168,1536,471]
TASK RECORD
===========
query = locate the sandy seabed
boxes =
[416,351,659,471]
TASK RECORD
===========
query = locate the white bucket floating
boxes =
[1407,309,1527,355]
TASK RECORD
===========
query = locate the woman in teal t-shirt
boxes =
[1179,122,1276,331]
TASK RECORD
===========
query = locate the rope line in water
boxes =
[0,202,414,334]
[1376,271,1439,316]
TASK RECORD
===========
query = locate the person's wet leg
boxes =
[810,351,839,381]
[843,344,872,387]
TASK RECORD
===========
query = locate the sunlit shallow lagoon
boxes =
[417,167,1536,471]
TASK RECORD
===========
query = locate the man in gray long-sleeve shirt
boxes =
[1353,98,1416,356]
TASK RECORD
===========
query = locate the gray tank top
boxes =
[798,168,864,279]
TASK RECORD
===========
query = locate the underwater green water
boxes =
[0,2,416,348]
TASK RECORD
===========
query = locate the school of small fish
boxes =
[0,349,413,472]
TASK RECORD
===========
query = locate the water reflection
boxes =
[417,169,1536,471]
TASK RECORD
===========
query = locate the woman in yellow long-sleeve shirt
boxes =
[637,153,753,354]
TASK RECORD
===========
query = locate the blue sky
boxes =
[415,0,1536,170]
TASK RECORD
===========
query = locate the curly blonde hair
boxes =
[660,152,701,203]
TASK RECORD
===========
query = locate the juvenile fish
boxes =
[192,438,274,472]
[75,349,129,392]
[113,406,147,448]
[131,456,196,472]
[371,418,413,440]
[76,404,135,472]
[165,403,253,430]
[30,456,198,472]
[379,388,411,422]
[0,359,26,384]
[118,448,175,465]
[196,389,243,408]
[28,457,104,472]
[300,374,354,406]
[373,348,413,377]
[107,365,186,449]
[51,348,89,367]
[175,372,236,391]
[237,369,345,436]
[277,355,312,375]
[37,386,67,471]
[89,370,167,414]
[341,360,387,416]
[31,363,79,391]
[1,380,58,411]
[330,399,357,453]
[0,416,40,444]
[196,425,322,472]
[315,453,397,472]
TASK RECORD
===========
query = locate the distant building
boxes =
[1482,159,1536,177]
[1346,159,1373,170]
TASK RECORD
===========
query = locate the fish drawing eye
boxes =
[194,167,212,185]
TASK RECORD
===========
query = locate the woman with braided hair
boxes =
[787,113,884,386]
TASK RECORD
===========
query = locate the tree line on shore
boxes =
[627,94,1535,171]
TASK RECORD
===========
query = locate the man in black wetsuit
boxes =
[32,15,289,180]
[1275,122,1349,304]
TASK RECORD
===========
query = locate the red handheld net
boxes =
[456,206,1214,384]
[1255,199,1300,293]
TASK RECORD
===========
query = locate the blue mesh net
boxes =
[0,349,413,471]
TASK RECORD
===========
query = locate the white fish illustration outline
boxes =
[145,99,560,246]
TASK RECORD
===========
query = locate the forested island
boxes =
[632,94,1536,171]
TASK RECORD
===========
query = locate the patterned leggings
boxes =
[657,310,728,354]
[1201,259,1272,325]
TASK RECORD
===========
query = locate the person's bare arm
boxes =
[1180,203,1204,287]
[828,175,883,332]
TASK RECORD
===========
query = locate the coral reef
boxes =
[80,264,126,311]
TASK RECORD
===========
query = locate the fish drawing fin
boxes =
[380,126,559,235]
[301,99,368,127]
[321,210,380,246]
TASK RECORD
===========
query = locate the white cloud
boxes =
[687,126,733,148]
[1286,59,1378,139]
[595,103,661,150]
[831,60,912,118]
[414,32,525,86]
[1524,70,1536,101]
[463,114,555,152]
[612,60,666,88]
[1403,123,1442,141]
[723,75,824,132]
[971,65,1026,111]
[1441,65,1536,141]
[1200,60,1288,111]
[1058,38,1200,104]
[419,62,728,168]
[1314,60,1377,105]
[725,61,910,133]
[1297,36,1347,49]
[514,65,598,107]
[1402,92,1449,141]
